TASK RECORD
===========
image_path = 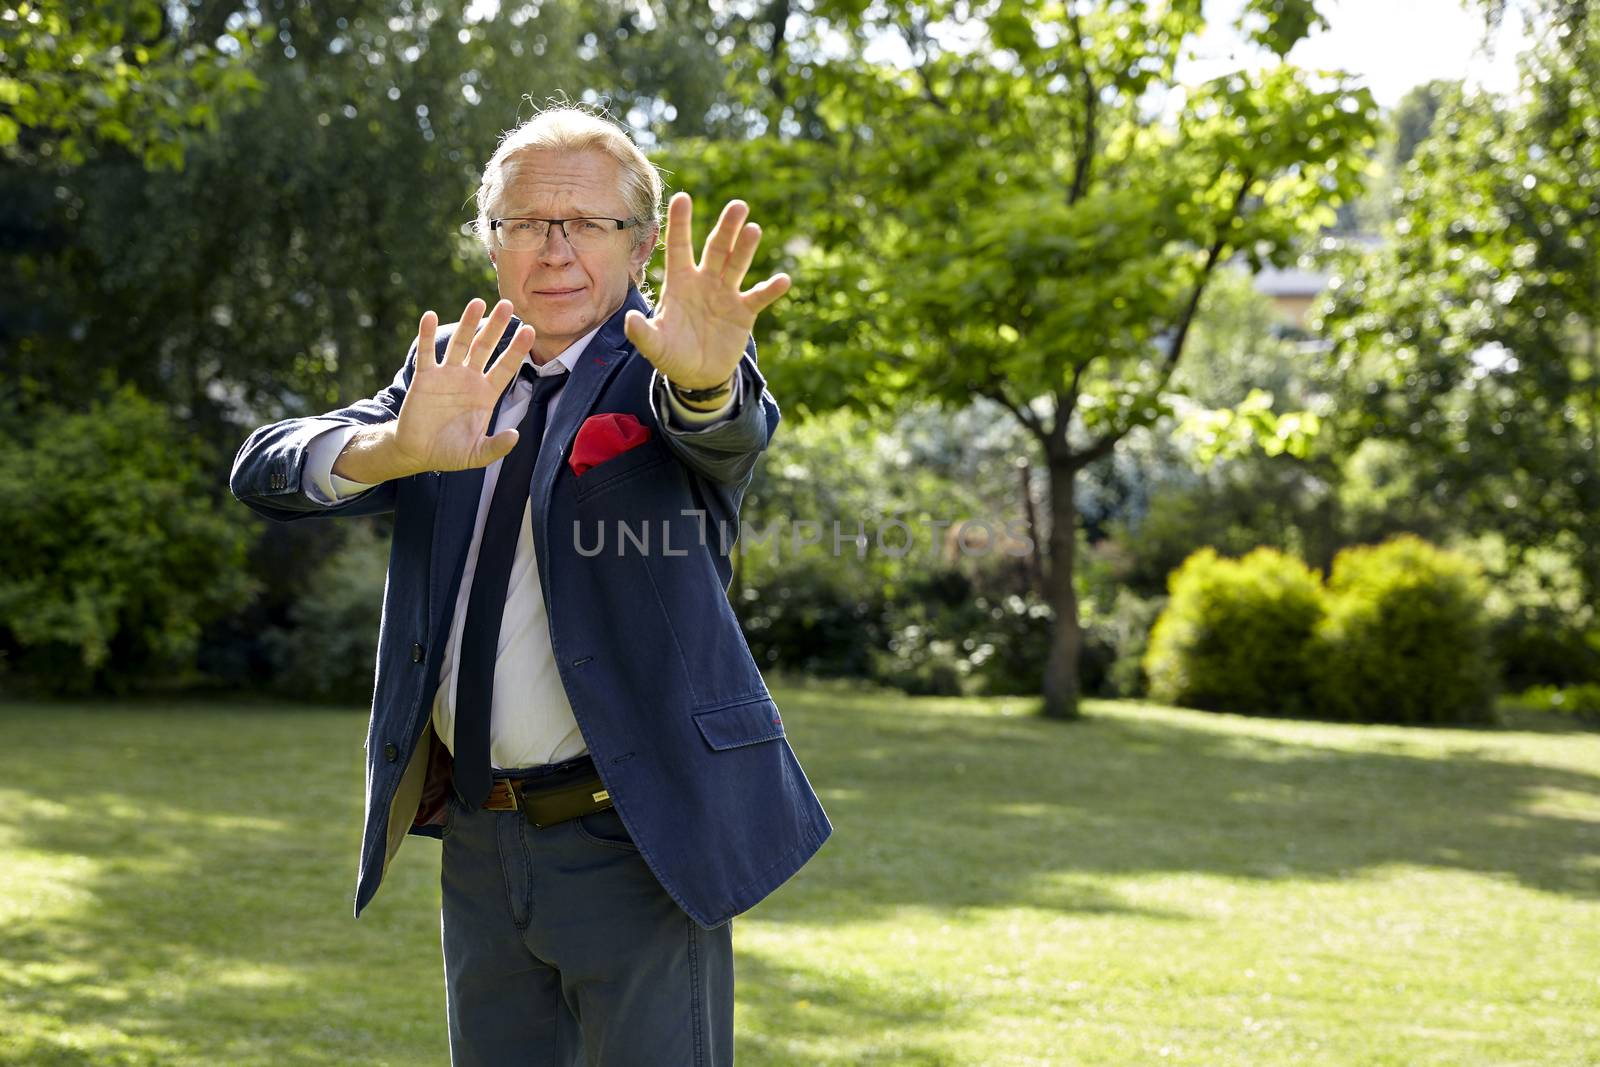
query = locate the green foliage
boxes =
[0,387,257,692]
[873,573,1053,698]
[1081,588,1166,699]
[738,556,887,679]
[1507,683,1600,727]
[0,0,259,169]
[1309,535,1497,724]
[1144,546,1325,715]
[1317,9,1600,599]
[1237,0,1330,57]
[734,405,1046,695]
[1455,533,1600,690]
[4,0,765,440]
[671,0,1377,717]
[262,523,387,704]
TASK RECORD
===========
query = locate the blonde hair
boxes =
[474,104,663,286]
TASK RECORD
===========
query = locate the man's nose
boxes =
[538,224,576,263]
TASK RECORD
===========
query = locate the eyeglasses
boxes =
[490,216,642,252]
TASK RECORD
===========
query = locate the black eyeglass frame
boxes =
[488,216,644,246]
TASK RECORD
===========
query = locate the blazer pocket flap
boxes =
[573,443,669,500]
[693,696,785,751]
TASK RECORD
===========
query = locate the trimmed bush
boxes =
[1309,535,1496,724]
[1143,547,1324,715]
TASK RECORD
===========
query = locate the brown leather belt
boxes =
[481,772,613,829]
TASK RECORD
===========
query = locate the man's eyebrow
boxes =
[497,207,615,218]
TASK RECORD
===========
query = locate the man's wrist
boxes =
[331,423,425,483]
[668,373,736,411]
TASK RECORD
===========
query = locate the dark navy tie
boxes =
[453,364,567,808]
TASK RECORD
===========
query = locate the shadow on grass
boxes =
[3,689,1599,1062]
[732,948,964,1066]
[764,684,1600,927]
[0,702,445,1066]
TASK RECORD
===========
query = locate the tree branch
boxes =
[1066,6,1097,205]
[901,9,949,112]
[765,0,791,105]
[978,378,1046,440]
[1077,422,1131,467]
[1154,167,1256,392]
[916,63,951,112]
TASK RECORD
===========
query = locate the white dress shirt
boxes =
[301,326,739,768]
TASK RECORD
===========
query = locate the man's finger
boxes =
[489,324,535,390]
[741,273,792,315]
[665,193,694,273]
[703,200,750,278]
[724,222,762,286]
[445,298,487,365]
[468,299,514,368]
[416,310,439,372]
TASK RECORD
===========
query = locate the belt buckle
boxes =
[487,778,520,813]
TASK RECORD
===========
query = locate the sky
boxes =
[1176,0,1533,107]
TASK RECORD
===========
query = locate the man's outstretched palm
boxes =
[392,298,534,473]
[624,194,791,391]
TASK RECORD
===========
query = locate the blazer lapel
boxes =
[528,285,651,574]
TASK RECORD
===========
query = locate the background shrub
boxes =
[262,524,389,705]
[1310,535,1496,724]
[0,388,257,693]
[1143,547,1324,715]
[736,556,887,678]
[872,571,1052,697]
[1081,588,1166,698]
[1506,684,1600,727]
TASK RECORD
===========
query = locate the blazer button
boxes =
[411,642,424,663]
[383,742,399,762]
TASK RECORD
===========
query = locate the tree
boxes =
[0,0,258,170]
[671,0,1377,718]
[1317,4,1600,597]
[3,0,756,439]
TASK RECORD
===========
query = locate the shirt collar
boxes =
[523,324,602,378]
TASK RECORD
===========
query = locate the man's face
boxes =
[489,149,656,360]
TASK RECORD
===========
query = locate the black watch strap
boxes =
[669,375,735,403]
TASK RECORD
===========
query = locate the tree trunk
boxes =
[1040,456,1083,720]
[1017,456,1043,595]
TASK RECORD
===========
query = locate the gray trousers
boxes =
[440,757,734,1066]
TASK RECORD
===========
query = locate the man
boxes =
[230,106,831,1066]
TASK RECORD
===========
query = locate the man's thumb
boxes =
[479,428,518,466]
[623,309,654,352]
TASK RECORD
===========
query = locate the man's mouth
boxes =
[534,287,584,296]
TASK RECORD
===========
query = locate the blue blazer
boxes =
[229,287,831,928]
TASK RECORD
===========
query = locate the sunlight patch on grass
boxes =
[5,692,1600,1065]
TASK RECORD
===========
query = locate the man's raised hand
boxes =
[623,194,791,392]
[388,298,534,475]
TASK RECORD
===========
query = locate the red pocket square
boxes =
[568,413,653,476]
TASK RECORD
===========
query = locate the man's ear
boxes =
[630,223,660,276]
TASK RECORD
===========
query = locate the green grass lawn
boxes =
[2,681,1597,1066]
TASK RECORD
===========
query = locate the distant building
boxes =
[1247,233,1385,343]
